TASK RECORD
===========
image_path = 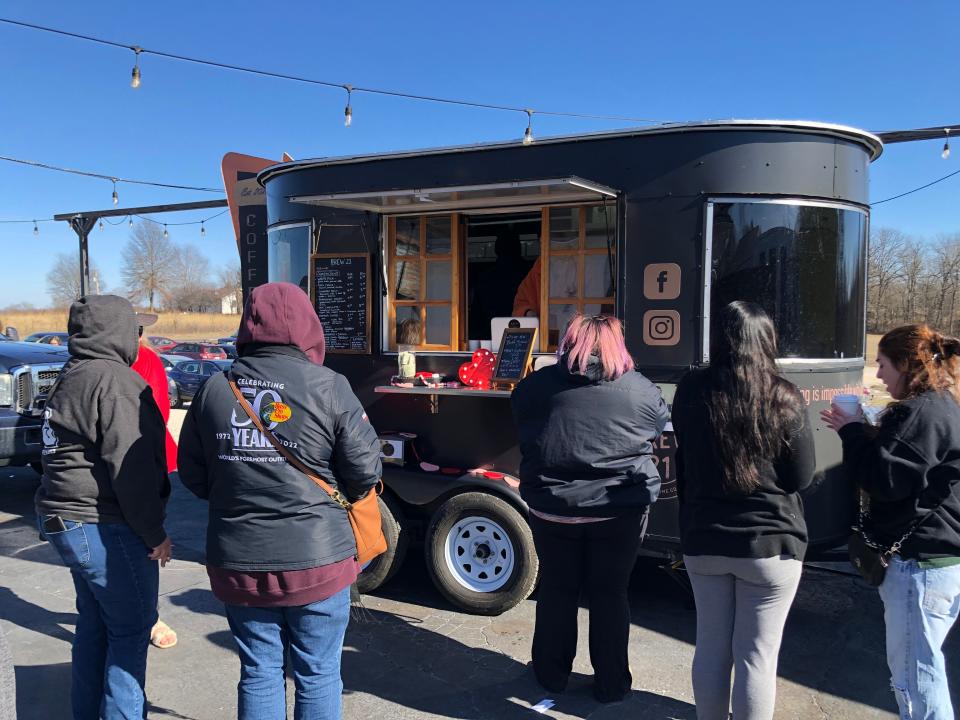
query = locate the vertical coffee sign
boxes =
[221,152,291,302]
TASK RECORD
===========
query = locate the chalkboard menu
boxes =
[493,327,537,384]
[311,253,371,353]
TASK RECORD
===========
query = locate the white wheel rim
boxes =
[443,515,515,592]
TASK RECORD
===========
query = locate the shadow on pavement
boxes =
[0,587,75,644]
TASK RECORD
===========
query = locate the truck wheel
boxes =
[425,492,538,616]
[356,494,408,595]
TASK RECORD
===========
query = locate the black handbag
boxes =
[849,490,949,586]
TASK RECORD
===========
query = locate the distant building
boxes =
[220,288,241,314]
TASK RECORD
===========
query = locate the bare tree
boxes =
[168,245,218,312]
[217,262,243,313]
[121,222,176,310]
[867,227,907,332]
[46,253,107,307]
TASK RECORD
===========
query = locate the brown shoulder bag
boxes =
[228,379,386,565]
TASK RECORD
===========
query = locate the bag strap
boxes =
[860,485,954,557]
[227,377,352,511]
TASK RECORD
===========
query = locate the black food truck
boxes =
[252,120,880,615]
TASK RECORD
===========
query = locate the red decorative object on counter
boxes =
[458,348,496,388]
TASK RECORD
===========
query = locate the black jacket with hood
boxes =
[511,355,668,517]
[839,389,960,560]
[177,283,382,572]
[35,295,170,548]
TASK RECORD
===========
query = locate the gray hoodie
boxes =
[35,295,170,547]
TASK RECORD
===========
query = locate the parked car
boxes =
[217,344,238,360]
[217,336,237,345]
[167,342,227,360]
[148,336,178,352]
[167,360,223,407]
[0,337,68,472]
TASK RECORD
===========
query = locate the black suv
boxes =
[0,334,68,470]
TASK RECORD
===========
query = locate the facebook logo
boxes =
[644,263,681,300]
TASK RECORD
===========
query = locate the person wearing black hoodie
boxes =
[178,282,381,720]
[511,314,668,703]
[35,294,171,720]
[822,324,960,719]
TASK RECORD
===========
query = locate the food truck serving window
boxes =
[386,204,616,352]
[708,200,867,360]
[267,222,312,294]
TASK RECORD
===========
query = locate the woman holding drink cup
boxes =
[822,324,960,719]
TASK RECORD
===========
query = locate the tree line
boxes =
[868,227,960,334]
[46,221,242,312]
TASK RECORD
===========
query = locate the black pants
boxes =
[529,511,646,702]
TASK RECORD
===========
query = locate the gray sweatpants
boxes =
[683,554,803,720]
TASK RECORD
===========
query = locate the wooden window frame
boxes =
[387,213,461,351]
[540,204,616,352]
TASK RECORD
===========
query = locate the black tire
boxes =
[425,492,538,616]
[356,494,408,595]
[170,387,181,409]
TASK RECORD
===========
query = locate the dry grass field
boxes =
[0,309,240,342]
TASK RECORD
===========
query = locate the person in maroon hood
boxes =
[178,282,381,720]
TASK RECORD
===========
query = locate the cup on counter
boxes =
[832,393,862,417]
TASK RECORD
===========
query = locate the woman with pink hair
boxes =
[511,314,668,703]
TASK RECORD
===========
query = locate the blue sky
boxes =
[1,1,958,308]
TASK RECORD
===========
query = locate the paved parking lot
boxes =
[3,446,959,718]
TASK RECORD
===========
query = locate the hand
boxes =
[149,537,173,567]
[820,405,863,432]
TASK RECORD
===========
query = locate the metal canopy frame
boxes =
[53,199,227,297]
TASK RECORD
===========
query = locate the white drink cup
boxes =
[832,393,861,417]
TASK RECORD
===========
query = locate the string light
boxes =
[343,85,353,127]
[522,110,534,146]
[33,221,38,236]
[128,216,133,228]
[111,179,118,205]
[943,129,951,160]
[163,224,168,238]
[200,221,205,237]
[130,46,142,89]
[98,219,104,231]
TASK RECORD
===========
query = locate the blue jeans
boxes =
[225,587,351,720]
[878,556,960,719]
[38,516,159,720]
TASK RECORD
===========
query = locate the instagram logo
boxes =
[643,310,680,346]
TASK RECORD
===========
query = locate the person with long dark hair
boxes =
[822,324,960,719]
[671,301,815,720]
[512,314,668,703]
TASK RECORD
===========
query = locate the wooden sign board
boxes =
[311,253,371,354]
[493,327,537,385]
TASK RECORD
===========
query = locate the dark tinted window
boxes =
[711,201,866,359]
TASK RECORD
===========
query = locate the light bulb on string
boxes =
[163,224,168,238]
[130,47,142,89]
[111,180,118,205]
[200,222,206,238]
[33,221,38,237]
[343,85,353,127]
[522,109,535,146]
[128,216,133,228]
[99,219,104,231]
[943,129,951,160]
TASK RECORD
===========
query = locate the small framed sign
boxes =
[493,327,538,385]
